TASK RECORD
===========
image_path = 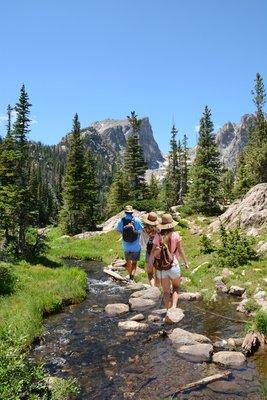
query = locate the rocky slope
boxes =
[210,183,267,234]
[61,117,164,170]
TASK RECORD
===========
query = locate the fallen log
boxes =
[103,268,128,283]
[165,371,232,398]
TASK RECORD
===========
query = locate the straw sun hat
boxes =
[124,205,134,213]
[158,213,178,230]
[142,212,160,226]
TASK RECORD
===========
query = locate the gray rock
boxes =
[147,314,161,322]
[179,292,202,301]
[118,321,149,332]
[176,343,213,362]
[210,183,267,232]
[208,380,242,394]
[169,328,211,348]
[214,276,229,293]
[212,351,246,367]
[151,308,167,315]
[213,339,228,349]
[129,297,156,311]
[229,286,246,296]
[112,259,126,268]
[130,286,161,300]
[126,282,146,292]
[164,308,184,324]
[105,303,129,316]
[257,242,267,255]
[227,338,244,347]
[130,313,145,321]
[237,298,248,313]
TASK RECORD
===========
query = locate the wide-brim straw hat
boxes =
[142,212,160,226]
[124,205,134,213]
[158,213,178,230]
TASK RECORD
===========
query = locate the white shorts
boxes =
[156,264,181,280]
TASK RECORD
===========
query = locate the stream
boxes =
[30,261,267,399]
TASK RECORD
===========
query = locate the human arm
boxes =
[176,241,189,269]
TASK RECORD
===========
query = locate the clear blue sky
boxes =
[0,0,266,152]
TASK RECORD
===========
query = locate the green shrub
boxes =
[200,234,215,254]
[244,298,261,313]
[130,198,163,212]
[213,225,258,268]
[0,263,16,296]
[254,310,267,335]
[49,376,78,400]
[0,341,49,400]
[262,380,267,399]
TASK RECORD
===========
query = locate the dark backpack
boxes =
[153,235,174,271]
[122,217,139,243]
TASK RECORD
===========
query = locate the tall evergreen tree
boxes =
[106,168,130,215]
[179,134,189,203]
[124,111,147,199]
[234,73,267,194]
[60,114,99,234]
[148,173,160,200]
[186,106,221,215]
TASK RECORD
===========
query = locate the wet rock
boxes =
[129,297,156,311]
[169,328,211,348]
[130,286,161,300]
[237,298,248,313]
[229,286,246,296]
[208,380,242,394]
[176,343,213,362]
[213,339,228,349]
[147,314,161,322]
[214,276,229,293]
[164,308,184,324]
[130,313,145,321]
[118,320,149,332]
[212,351,246,367]
[179,292,202,301]
[105,303,129,316]
[126,282,146,291]
[151,308,167,315]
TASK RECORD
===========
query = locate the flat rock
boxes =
[179,292,202,301]
[212,351,246,367]
[208,380,242,394]
[227,338,244,347]
[176,343,213,362]
[130,313,145,321]
[126,282,146,291]
[112,258,126,268]
[169,328,211,348]
[130,286,161,300]
[229,286,246,296]
[105,303,129,316]
[164,308,184,324]
[129,297,156,311]
[118,320,149,332]
[151,308,167,315]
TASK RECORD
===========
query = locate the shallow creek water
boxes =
[31,261,267,399]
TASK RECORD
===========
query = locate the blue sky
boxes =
[0,0,266,152]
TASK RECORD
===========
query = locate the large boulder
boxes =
[229,286,246,296]
[176,343,213,362]
[105,303,129,316]
[210,183,267,232]
[179,292,202,301]
[100,210,145,233]
[212,351,246,367]
[129,297,156,311]
[164,308,184,324]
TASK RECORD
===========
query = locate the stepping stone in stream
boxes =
[212,351,246,367]
[129,313,145,321]
[118,320,149,332]
[105,303,129,316]
[176,343,213,362]
[169,328,211,348]
[164,308,184,324]
[129,297,156,311]
[130,286,161,300]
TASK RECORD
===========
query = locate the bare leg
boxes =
[131,260,137,277]
[126,260,132,277]
[146,264,155,286]
[161,277,172,309]
[171,277,181,308]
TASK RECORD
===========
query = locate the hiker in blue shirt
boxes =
[116,205,143,280]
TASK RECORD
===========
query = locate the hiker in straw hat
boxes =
[152,213,189,311]
[116,205,143,280]
[142,212,160,286]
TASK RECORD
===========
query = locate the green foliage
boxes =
[60,114,100,234]
[0,264,16,295]
[262,380,267,399]
[0,341,49,400]
[219,168,235,204]
[243,298,261,313]
[130,198,163,212]
[213,224,258,268]
[106,168,129,215]
[200,234,215,254]
[186,106,221,215]
[49,376,78,400]
[147,173,160,200]
[254,310,267,335]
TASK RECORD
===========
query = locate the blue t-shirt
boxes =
[116,214,143,252]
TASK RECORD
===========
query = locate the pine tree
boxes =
[106,168,129,215]
[234,73,267,194]
[124,111,147,199]
[179,134,189,203]
[163,124,181,208]
[186,106,221,215]
[60,114,99,234]
[148,173,160,199]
